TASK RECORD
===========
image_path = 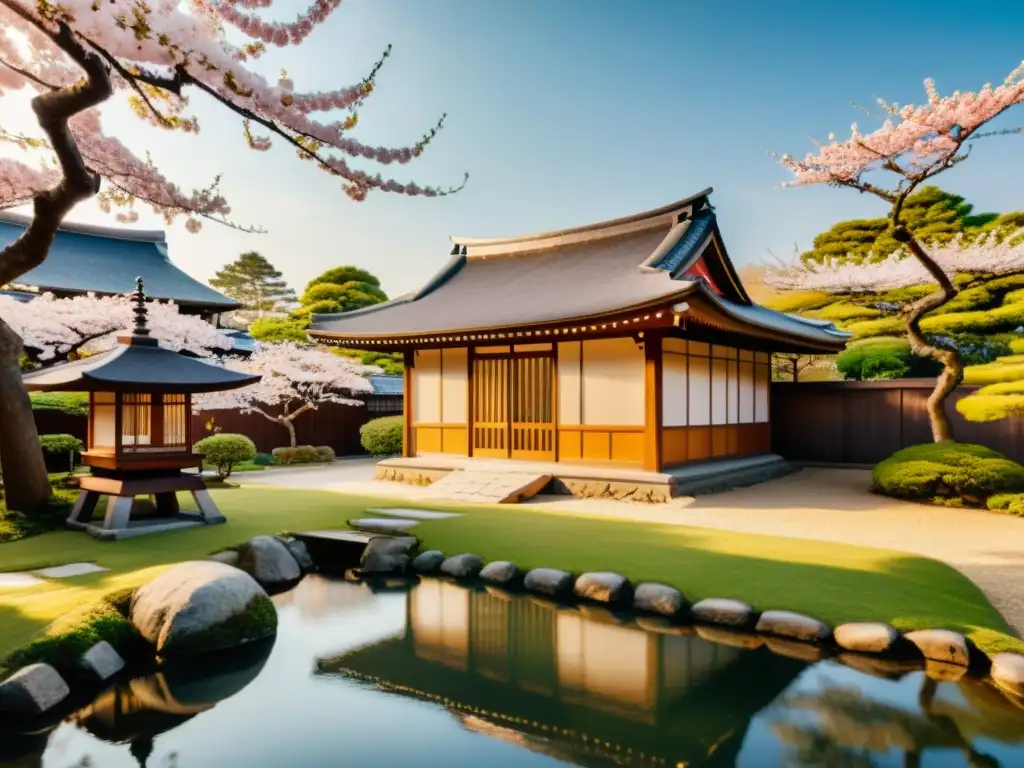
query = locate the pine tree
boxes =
[210,252,297,315]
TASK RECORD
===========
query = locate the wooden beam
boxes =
[403,350,414,458]
[643,331,664,472]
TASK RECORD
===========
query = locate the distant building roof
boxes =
[0,289,34,303]
[369,374,403,396]
[221,329,256,356]
[308,189,851,355]
[0,212,241,312]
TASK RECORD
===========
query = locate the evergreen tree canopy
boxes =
[306,266,382,293]
[293,265,389,316]
[210,252,297,313]
[798,186,1009,267]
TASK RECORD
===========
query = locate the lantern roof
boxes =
[21,279,261,394]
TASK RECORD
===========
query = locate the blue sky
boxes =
[6,0,1024,298]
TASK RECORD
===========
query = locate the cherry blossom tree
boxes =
[194,341,379,448]
[774,63,1024,442]
[0,291,232,366]
[0,0,464,510]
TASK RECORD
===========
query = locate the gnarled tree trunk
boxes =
[0,19,112,511]
[894,227,962,443]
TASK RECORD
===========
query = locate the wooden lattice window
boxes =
[162,394,189,450]
[121,393,152,451]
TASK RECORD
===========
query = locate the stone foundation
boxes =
[374,466,448,486]
[554,478,673,504]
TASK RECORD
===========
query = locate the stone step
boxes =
[673,455,795,496]
[423,470,552,504]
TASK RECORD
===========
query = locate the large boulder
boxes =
[755,610,831,643]
[237,536,301,587]
[904,629,972,667]
[634,583,688,619]
[130,560,277,656]
[0,663,70,715]
[278,537,315,573]
[574,572,631,606]
[523,568,574,599]
[411,550,446,574]
[480,561,521,587]
[834,622,900,654]
[691,598,758,629]
[440,553,485,579]
[361,536,417,575]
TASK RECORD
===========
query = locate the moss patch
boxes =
[1,590,143,681]
[163,594,278,657]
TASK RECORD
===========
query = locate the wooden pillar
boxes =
[403,350,415,458]
[643,332,663,472]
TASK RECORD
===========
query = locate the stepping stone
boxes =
[365,507,463,520]
[0,572,45,588]
[349,518,420,533]
[34,562,109,578]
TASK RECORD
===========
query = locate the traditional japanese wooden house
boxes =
[309,190,849,474]
[22,279,260,539]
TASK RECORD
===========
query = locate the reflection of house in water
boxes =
[271,574,374,620]
[317,580,803,767]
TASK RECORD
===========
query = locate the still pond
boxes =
[3,575,1024,767]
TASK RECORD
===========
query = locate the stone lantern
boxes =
[22,278,260,539]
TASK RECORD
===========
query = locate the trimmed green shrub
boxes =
[920,301,1024,335]
[360,415,403,456]
[194,433,257,480]
[836,338,940,380]
[271,445,323,464]
[872,442,1024,507]
[39,433,84,455]
[988,493,1024,516]
[844,316,905,339]
[812,302,883,322]
[315,446,336,462]
[29,391,89,416]
[765,291,836,314]
[252,452,274,466]
[963,361,1024,386]
[957,379,1024,422]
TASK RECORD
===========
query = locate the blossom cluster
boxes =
[193,341,379,413]
[777,64,1024,187]
[0,0,461,222]
[764,230,1024,294]
[0,291,232,361]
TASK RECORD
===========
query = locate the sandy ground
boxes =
[241,463,1024,634]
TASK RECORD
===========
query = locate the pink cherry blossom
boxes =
[764,230,1024,294]
[0,291,233,363]
[0,0,465,223]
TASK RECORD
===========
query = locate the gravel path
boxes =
[240,463,1024,635]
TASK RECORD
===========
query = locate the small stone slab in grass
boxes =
[523,568,574,599]
[755,610,831,643]
[480,561,520,586]
[990,653,1024,698]
[574,572,631,606]
[634,583,688,619]
[0,572,45,588]
[691,598,757,628]
[440,553,484,579]
[350,518,421,533]
[80,641,125,681]
[411,551,445,574]
[34,562,109,578]
[834,622,900,654]
[0,663,70,715]
[904,629,971,667]
[366,508,463,520]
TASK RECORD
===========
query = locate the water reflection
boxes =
[315,579,806,766]
[4,577,1024,768]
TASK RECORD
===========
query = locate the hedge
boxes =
[29,391,89,416]
[765,291,836,314]
[872,442,1024,507]
[271,445,335,464]
[957,380,1024,423]
[812,301,883,322]
[360,415,403,456]
[193,433,257,480]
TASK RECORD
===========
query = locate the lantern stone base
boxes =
[67,473,227,540]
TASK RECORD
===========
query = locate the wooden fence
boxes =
[771,379,1024,465]
[32,399,403,457]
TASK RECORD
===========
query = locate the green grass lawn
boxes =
[0,485,1020,664]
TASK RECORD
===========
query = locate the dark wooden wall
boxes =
[33,397,405,456]
[771,379,1024,465]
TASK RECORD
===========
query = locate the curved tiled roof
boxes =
[308,190,850,353]
[0,212,240,311]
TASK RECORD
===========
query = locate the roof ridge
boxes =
[451,188,712,248]
[0,211,166,243]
